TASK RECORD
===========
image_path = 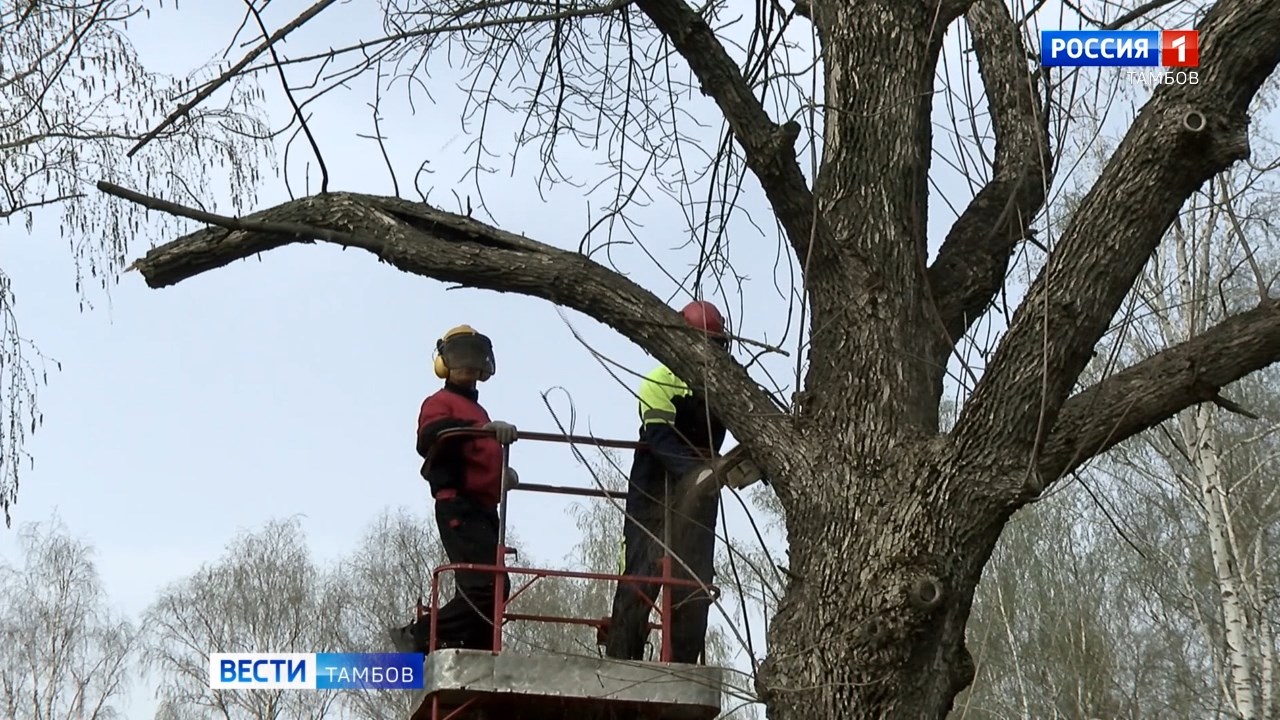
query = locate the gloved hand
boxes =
[483,420,518,444]
[503,467,520,490]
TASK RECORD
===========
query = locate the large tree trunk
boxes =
[752,2,998,715]
[757,447,1022,718]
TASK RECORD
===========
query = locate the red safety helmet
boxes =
[681,300,727,341]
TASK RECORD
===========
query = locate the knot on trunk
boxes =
[853,615,890,648]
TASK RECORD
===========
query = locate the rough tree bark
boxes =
[104,0,1280,716]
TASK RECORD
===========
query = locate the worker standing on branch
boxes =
[390,324,519,654]
[605,300,761,664]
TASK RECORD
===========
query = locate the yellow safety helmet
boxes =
[433,325,496,381]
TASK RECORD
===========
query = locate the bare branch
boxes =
[927,0,1050,368]
[104,182,803,481]
[1041,298,1280,483]
[1211,394,1260,419]
[214,0,633,86]
[1218,179,1272,302]
[0,191,85,219]
[127,0,340,157]
[633,0,816,260]
[955,0,1280,484]
[1104,0,1185,30]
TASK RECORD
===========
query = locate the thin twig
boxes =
[1218,180,1272,303]
[367,62,399,197]
[1103,0,1185,29]
[193,0,632,98]
[128,0,341,158]
[245,0,329,194]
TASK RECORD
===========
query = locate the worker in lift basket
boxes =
[604,300,762,665]
[389,324,519,655]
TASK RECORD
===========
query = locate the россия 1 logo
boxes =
[1040,29,1199,86]
[1040,30,1199,67]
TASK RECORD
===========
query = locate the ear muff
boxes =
[433,338,450,379]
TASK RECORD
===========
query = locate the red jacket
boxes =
[416,384,504,507]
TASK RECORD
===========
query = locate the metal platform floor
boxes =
[409,649,723,720]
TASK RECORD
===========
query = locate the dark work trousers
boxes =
[433,494,511,650]
[605,454,720,664]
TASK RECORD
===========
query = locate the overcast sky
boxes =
[2,0,1249,717]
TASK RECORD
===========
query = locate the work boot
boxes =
[388,613,435,654]
[388,624,422,653]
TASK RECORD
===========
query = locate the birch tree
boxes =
[330,508,450,720]
[953,484,1209,720]
[98,0,1280,715]
[949,159,1280,716]
[945,101,1280,720]
[142,518,345,720]
[0,0,268,525]
[1097,154,1280,719]
[0,518,137,720]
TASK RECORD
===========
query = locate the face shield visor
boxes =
[439,332,496,377]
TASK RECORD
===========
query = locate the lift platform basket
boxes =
[410,649,723,720]
[408,427,730,720]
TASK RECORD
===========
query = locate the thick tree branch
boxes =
[954,0,1280,476]
[1040,299,1280,482]
[927,0,1049,362]
[632,0,816,261]
[103,182,803,480]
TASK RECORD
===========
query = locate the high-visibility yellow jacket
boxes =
[635,365,726,463]
[615,364,728,571]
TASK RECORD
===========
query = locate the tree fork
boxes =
[954,0,1280,477]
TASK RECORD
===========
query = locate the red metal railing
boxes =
[417,427,720,662]
[423,557,716,662]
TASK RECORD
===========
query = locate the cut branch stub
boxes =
[908,576,945,612]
